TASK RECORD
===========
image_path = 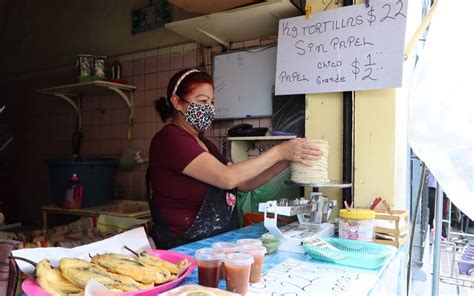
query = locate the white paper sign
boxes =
[248,259,379,296]
[275,0,408,95]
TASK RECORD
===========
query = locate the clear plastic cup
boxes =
[195,248,224,288]
[223,253,254,294]
[236,238,263,247]
[212,242,239,253]
[238,245,267,283]
[212,242,239,279]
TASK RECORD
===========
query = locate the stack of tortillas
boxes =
[290,139,329,184]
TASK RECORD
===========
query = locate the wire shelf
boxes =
[439,241,474,288]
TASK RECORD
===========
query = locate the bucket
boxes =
[47,157,118,208]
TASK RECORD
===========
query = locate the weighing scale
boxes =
[259,181,352,253]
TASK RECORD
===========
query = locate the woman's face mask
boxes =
[182,101,216,132]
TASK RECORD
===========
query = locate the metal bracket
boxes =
[108,86,133,110]
[53,93,82,129]
[38,81,136,138]
[108,86,134,139]
[0,137,13,151]
[195,27,230,48]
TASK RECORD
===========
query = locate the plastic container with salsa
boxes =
[212,242,239,279]
[195,248,224,288]
[223,253,254,294]
[236,238,263,247]
[238,244,267,283]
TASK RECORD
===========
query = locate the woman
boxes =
[149,68,321,249]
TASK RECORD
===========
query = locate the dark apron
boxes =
[148,138,239,249]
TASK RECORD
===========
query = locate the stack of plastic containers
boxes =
[194,238,267,294]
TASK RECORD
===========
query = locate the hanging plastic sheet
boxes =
[408,0,474,219]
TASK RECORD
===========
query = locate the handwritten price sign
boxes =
[247,259,378,296]
[275,0,408,95]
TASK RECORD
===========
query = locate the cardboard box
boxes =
[168,0,262,14]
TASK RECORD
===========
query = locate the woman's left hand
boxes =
[277,138,322,166]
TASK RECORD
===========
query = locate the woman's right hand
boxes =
[277,138,322,166]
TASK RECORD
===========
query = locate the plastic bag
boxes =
[237,170,300,224]
[119,141,147,170]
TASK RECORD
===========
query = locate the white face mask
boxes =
[182,102,216,132]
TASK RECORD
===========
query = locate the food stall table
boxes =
[172,223,408,295]
[41,200,151,239]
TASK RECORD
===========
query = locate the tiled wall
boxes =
[0,37,277,222]
[110,39,276,200]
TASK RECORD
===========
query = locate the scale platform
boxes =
[284,180,353,188]
[259,200,335,253]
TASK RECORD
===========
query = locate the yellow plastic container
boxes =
[339,209,376,242]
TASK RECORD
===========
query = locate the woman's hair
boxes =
[154,69,214,122]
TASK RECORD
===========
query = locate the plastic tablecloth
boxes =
[172,223,408,295]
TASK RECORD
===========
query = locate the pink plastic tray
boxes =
[22,249,196,296]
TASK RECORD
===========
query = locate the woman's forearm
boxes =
[183,138,320,190]
[237,160,290,192]
[225,146,285,189]
[183,144,285,190]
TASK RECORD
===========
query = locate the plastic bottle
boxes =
[111,58,122,80]
[63,174,84,209]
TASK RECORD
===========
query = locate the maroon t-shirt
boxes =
[149,124,226,236]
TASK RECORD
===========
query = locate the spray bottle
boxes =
[63,174,83,209]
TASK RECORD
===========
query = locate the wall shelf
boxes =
[227,135,296,141]
[38,80,136,129]
[227,135,296,163]
[165,0,301,47]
